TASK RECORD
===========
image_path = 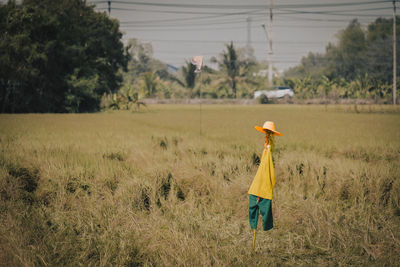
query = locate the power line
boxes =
[95,5,391,16]
[100,6,391,25]
[118,16,387,26]
[134,39,328,45]
[93,0,391,10]
[117,10,261,25]
[95,6,263,16]
[117,12,391,27]
[120,23,367,31]
[118,17,363,28]
[278,8,391,17]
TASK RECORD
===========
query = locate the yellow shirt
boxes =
[248,145,275,199]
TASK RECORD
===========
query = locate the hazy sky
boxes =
[13,0,398,72]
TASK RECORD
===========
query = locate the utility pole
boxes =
[108,0,111,15]
[268,0,273,88]
[393,0,397,104]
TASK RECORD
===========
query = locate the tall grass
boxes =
[0,105,399,266]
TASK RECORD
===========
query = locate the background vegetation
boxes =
[284,18,400,102]
[100,17,400,110]
[2,0,400,113]
[1,105,399,266]
[0,0,128,113]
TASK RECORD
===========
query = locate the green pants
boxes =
[248,194,273,231]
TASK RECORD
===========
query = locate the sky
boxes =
[89,0,395,73]
[13,0,398,73]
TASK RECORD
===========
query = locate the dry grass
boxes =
[0,104,399,266]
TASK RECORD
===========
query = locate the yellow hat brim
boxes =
[254,126,283,136]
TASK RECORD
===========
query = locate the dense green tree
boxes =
[284,17,400,102]
[364,37,394,83]
[325,19,366,81]
[366,17,394,43]
[0,0,128,113]
[285,52,326,79]
[363,17,400,83]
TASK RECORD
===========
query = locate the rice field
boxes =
[0,104,399,266]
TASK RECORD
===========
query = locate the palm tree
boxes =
[170,61,197,98]
[141,72,158,97]
[119,85,146,111]
[211,42,252,98]
[223,42,239,98]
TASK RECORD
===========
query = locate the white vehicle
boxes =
[254,86,294,99]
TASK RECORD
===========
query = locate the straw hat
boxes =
[254,121,283,136]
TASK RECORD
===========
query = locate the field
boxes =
[1,104,400,266]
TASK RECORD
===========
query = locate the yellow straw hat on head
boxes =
[255,121,283,136]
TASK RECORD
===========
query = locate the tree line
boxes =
[1,0,398,113]
[284,18,400,102]
[102,18,400,111]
